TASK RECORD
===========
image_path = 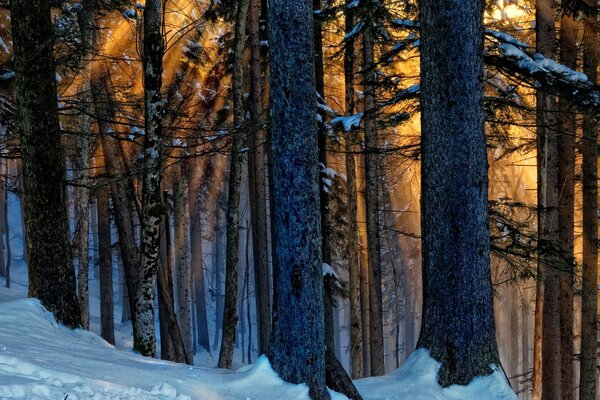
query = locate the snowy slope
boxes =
[0,297,517,400]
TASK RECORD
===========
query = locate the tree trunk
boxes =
[3,165,9,289]
[218,0,249,370]
[557,11,576,400]
[247,0,271,357]
[73,0,95,332]
[362,15,385,377]
[579,6,599,399]
[174,176,193,363]
[11,0,81,328]
[268,0,329,398]
[536,1,561,398]
[187,159,211,353]
[418,0,501,386]
[344,0,363,379]
[92,72,141,340]
[97,184,115,345]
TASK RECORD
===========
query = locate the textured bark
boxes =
[97,185,115,345]
[418,0,501,386]
[218,0,249,369]
[313,0,335,356]
[187,160,211,353]
[135,0,165,358]
[344,1,363,379]
[247,0,271,356]
[536,1,561,399]
[73,0,95,332]
[11,0,81,328]
[580,7,599,399]
[174,177,193,363]
[557,12,576,400]
[362,17,385,377]
[268,0,329,398]
[325,347,363,400]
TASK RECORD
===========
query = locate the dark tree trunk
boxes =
[557,11,576,400]
[218,0,249,369]
[536,1,561,399]
[136,0,165,358]
[580,5,599,399]
[97,184,115,345]
[11,0,81,328]
[187,159,211,353]
[268,0,329,398]
[417,0,501,386]
[248,0,271,356]
[362,15,385,378]
[344,0,362,379]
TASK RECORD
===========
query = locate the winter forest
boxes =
[0,0,599,399]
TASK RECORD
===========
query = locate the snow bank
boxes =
[0,299,316,399]
[355,349,516,400]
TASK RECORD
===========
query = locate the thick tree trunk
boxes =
[557,11,576,400]
[362,16,385,377]
[159,213,175,360]
[536,1,561,399]
[218,0,249,369]
[579,6,599,399]
[268,0,329,398]
[418,0,501,386]
[11,0,81,328]
[344,1,363,379]
[247,0,271,357]
[97,184,115,345]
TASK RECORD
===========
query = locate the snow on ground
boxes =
[0,194,516,400]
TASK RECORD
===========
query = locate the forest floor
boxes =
[0,260,516,400]
[0,194,516,399]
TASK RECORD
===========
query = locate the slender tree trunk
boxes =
[97,184,115,345]
[0,166,6,280]
[218,0,249,369]
[187,160,211,353]
[73,0,95,332]
[557,11,576,400]
[344,0,363,379]
[11,0,81,328]
[313,0,335,355]
[362,14,385,377]
[579,6,599,399]
[159,212,175,360]
[174,176,193,363]
[213,204,225,351]
[536,1,561,398]
[418,0,501,386]
[3,162,10,289]
[248,0,271,357]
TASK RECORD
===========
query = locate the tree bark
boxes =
[174,175,193,363]
[218,0,249,370]
[557,11,576,400]
[579,6,599,399]
[418,0,501,386]
[187,159,211,353]
[268,0,329,397]
[362,13,385,377]
[97,184,115,345]
[344,0,363,379]
[536,1,561,399]
[11,0,81,328]
[247,0,271,357]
